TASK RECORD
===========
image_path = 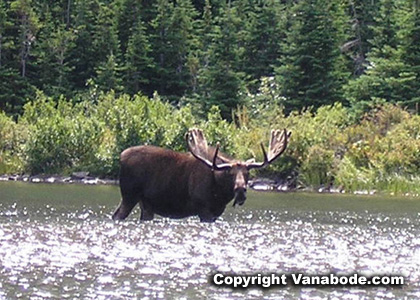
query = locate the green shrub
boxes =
[376,175,420,196]
[237,102,350,182]
[334,104,420,192]
[24,110,103,175]
[199,106,239,156]
[0,111,26,173]
[91,92,197,175]
[334,156,377,192]
[20,92,101,174]
[1,89,419,197]
[298,145,335,188]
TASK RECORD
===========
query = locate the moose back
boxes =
[112,128,290,222]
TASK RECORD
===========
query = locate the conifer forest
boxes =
[0,0,420,194]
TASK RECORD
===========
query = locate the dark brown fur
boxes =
[112,145,249,222]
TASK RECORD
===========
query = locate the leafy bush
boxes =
[22,94,103,174]
[1,91,419,196]
[199,106,239,156]
[0,111,26,173]
[334,156,377,192]
[334,104,420,192]
[93,92,197,175]
[299,145,335,188]
[235,102,350,182]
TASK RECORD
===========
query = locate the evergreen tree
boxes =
[94,53,123,92]
[398,0,420,108]
[0,0,7,68]
[0,0,39,114]
[344,0,379,76]
[195,0,213,69]
[197,1,245,119]
[9,0,40,78]
[91,2,123,93]
[115,0,142,56]
[369,0,398,54]
[33,5,76,98]
[186,0,212,95]
[343,0,419,112]
[242,0,284,90]
[0,68,34,115]
[170,0,200,94]
[115,0,155,55]
[123,19,154,95]
[343,54,414,112]
[150,0,199,101]
[276,0,347,112]
[1,0,418,118]
[149,0,175,97]
[67,0,100,90]
[93,3,120,65]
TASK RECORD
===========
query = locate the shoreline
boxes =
[2,173,419,198]
[0,173,118,186]
[0,173,385,196]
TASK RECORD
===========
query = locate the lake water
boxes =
[1,182,420,299]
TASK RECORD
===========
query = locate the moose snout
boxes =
[233,186,247,206]
[233,170,248,206]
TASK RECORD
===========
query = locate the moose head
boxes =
[186,128,290,207]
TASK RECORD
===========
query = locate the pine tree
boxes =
[197,1,245,119]
[0,0,39,114]
[115,0,141,55]
[149,0,199,101]
[345,0,380,76]
[369,0,398,55]
[343,0,419,112]
[115,0,155,55]
[93,3,120,65]
[123,19,154,95]
[67,0,100,90]
[242,0,284,90]
[94,53,123,92]
[0,0,7,69]
[149,0,175,97]
[398,0,420,108]
[10,0,40,78]
[276,0,347,112]
[33,5,76,98]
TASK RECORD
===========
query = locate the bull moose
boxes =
[112,128,290,222]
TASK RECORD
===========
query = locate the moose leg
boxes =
[199,215,217,223]
[112,198,138,220]
[198,203,225,222]
[113,175,142,220]
[198,208,218,223]
[139,201,154,221]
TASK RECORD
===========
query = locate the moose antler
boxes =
[187,128,290,171]
[246,129,290,169]
[186,128,232,170]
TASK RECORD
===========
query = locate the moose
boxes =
[112,128,290,222]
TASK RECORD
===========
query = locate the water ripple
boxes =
[1,190,420,299]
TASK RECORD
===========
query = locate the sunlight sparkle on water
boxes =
[1,183,420,299]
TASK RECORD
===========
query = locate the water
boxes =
[1,182,420,299]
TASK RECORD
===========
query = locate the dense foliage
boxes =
[1,0,419,118]
[1,0,419,195]
[1,91,419,195]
